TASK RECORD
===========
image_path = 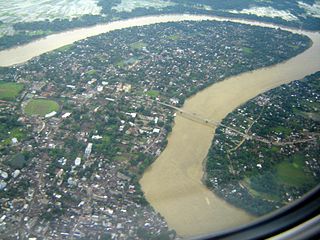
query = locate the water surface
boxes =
[0,14,319,238]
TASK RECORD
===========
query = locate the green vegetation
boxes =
[26,30,53,36]
[276,156,314,187]
[242,47,253,55]
[6,153,27,169]
[0,178,30,199]
[0,82,24,101]
[0,19,313,238]
[242,177,280,202]
[0,110,27,151]
[130,41,147,50]
[24,99,59,116]
[0,0,319,53]
[94,134,114,155]
[56,44,74,52]
[302,100,320,112]
[116,59,125,68]
[289,44,299,50]
[271,146,280,153]
[115,155,129,162]
[86,69,97,75]
[9,127,26,140]
[167,34,180,41]
[146,90,159,98]
[272,126,292,137]
[294,109,320,122]
[205,72,320,216]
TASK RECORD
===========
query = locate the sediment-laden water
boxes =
[1,14,319,238]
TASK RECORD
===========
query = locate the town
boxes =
[205,71,320,216]
[0,20,310,239]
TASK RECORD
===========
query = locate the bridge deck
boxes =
[157,101,316,146]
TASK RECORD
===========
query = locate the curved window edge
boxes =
[196,185,320,240]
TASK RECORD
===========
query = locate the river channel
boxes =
[0,14,319,238]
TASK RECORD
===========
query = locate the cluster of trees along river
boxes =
[0,14,319,238]
[1,0,320,50]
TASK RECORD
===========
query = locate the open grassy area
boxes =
[167,34,180,41]
[146,90,159,98]
[242,47,253,55]
[272,126,292,137]
[86,69,97,75]
[24,99,59,116]
[0,82,24,101]
[276,155,314,187]
[130,41,147,50]
[116,60,125,68]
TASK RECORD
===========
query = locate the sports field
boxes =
[24,99,59,116]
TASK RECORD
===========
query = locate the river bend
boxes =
[0,14,319,238]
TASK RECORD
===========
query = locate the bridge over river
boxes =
[157,101,317,146]
[0,13,319,238]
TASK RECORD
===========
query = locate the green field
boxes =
[276,156,314,187]
[146,90,159,98]
[24,99,59,116]
[86,69,97,75]
[272,126,292,137]
[242,47,253,55]
[130,41,147,50]
[167,34,180,41]
[0,82,24,101]
[116,60,125,68]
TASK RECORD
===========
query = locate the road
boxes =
[157,101,318,146]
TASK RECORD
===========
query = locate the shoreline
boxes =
[0,14,318,67]
[139,16,320,238]
[0,13,319,238]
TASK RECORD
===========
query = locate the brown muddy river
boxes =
[141,28,320,237]
[0,14,319,238]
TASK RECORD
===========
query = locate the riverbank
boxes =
[0,14,316,67]
[0,14,319,238]
[204,71,320,216]
[139,17,320,238]
[1,1,320,52]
